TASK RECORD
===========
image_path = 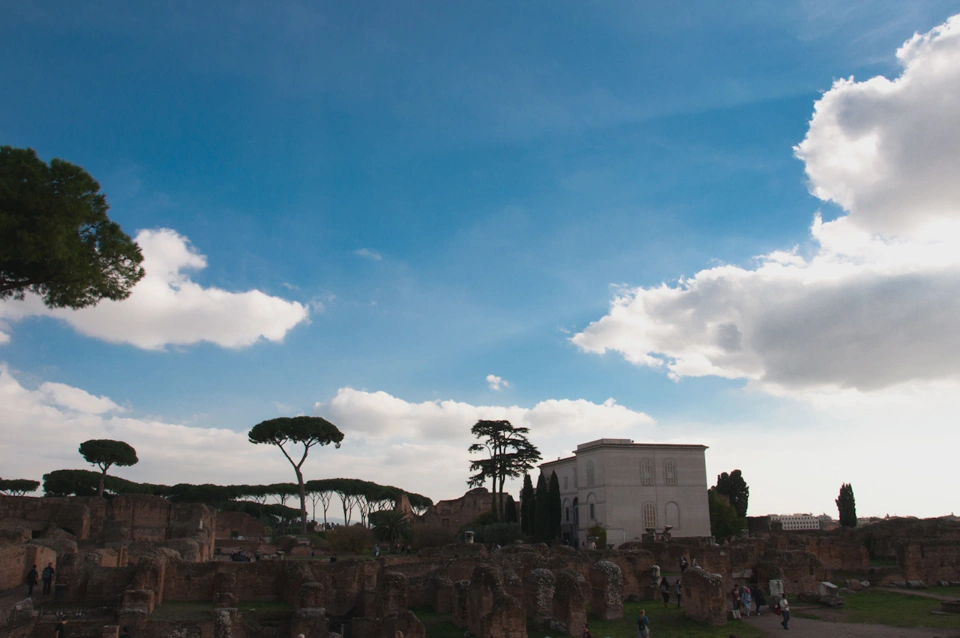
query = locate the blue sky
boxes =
[3,1,960,519]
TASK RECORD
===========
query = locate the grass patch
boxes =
[238,600,292,612]
[414,602,763,638]
[926,585,960,598]
[149,601,210,622]
[869,557,898,567]
[826,590,958,630]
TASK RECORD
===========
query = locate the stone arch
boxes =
[665,501,680,529]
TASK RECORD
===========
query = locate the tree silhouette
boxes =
[836,483,857,527]
[78,439,138,497]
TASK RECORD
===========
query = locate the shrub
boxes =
[473,522,523,546]
[412,525,457,551]
[327,524,372,554]
[588,523,607,548]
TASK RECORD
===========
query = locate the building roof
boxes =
[539,439,708,468]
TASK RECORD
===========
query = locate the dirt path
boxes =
[740,609,959,637]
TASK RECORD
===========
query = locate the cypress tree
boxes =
[520,474,535,536]
[503,494,518,523]
[836,483,857,527]
[534,473,548,542]
[547,471,562,541]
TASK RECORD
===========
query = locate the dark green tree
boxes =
[715,469,749,518]
[520,474,536,536]
[0,146,144,308]
[836,483,857,528]
[0,478,40,496]
[503,494,518,524]
[248,416,344,534]
[78,439,139,497]
[533,473,548,542]
[708,488,745,541]
[547,471,562,541]
[467,420,541,520]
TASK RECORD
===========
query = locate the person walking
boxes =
[730,584,740,610]
[659,577,670,607]
[26,564,39,597]
[53,620,67,637]
[636,609,650,638]
[752,586,765,616]
[740,586,753,616]
[581,622,593,638]
[778,593,791,629]
[41,562,55,595]
[674,578,683,608]
[679,555,689,573]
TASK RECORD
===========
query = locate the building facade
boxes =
[770,515,821,531]
[539,438,711,548]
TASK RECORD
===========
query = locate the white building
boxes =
[770,515,821,531]
[539,438,711,548]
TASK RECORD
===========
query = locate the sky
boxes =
[2,1,960,520]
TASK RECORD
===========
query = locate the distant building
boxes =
[539,438,711,548]
[771,515,821,531]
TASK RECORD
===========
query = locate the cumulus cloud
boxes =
[574,15,960,395]
[486,374,510,391]
[0,229,309,349]
[354,248,382,261]
[1,364,656,504]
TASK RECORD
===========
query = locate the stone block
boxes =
[102,626,120,638]
[681,567,727,627]
[906,580,926,589]
[588,560,623,620]
[120,588,155,615]
[292,607,329,638]
[818,581,838,597]
[523,568,555,621]
[552,569,587,637]
[941,599,960,614]
[375,571,407,618]
[844,579,862,592]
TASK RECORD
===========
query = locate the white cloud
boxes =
[486,374,510,391]
[3,364,954,517]
[0,229,309,349]
[354,248,382,261]
[573,15,960,395]
[38,382,125,414]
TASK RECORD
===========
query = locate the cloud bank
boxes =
[0,229,309,349]
[573,15,960,396]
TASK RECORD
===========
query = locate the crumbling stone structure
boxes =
[680,567,726,626]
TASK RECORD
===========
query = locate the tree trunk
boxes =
[296,468,307,534]
[98,470,106,498]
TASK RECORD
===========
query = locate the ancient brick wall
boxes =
[0,496,93,538]
[215,511,266,540]
[897,540,960,583]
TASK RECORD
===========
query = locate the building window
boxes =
[587,493,597,522]
[586,461,595,487]
[643,502,657,531]
[590,503,595,520]
[564,499,571,523]
[640,458,654,485]
[564,475,568,490]
[665,501,680,529]
[663,459,678,485]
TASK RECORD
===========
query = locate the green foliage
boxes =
[502,494,518,523]
[807,589,957,630]
[248,416,344,534]
[473,522,522,546]
[0,478,41,495]
[588,522,607,548]
[464,510,499,531]
[715,469,749,517]
[0,146,144,308]
[836,483,857,527]
[78,439,139,497]
[467,420,541,521]
[371,510,413,547]
[533,472,548,542]
[327,524,372,554]
[520,474,535,536]
[546,471,561,541]
[707,488,745,541]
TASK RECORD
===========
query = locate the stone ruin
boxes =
[2,494,959,637]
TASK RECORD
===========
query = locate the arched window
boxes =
[665,501,680,529]
[563,499,571,522]
[573,497,579,527]
[586,461,595,487]
[642,502,657,531]
[663,459,678,485]
[587,493,597,521]
[640,458,654,485]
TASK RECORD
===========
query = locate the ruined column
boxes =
[679,567,726,626]
[588,560,623,620]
